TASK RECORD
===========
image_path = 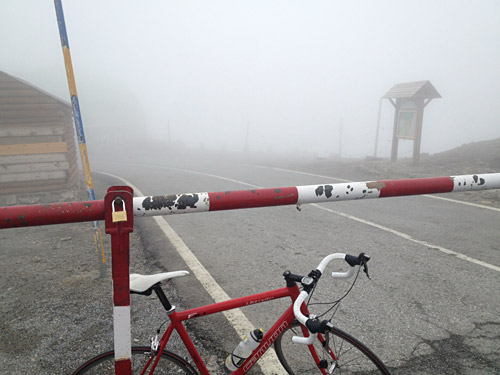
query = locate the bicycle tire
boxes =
[274,321,390,374]
[72,346,197,374]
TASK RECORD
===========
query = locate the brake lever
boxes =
[323,329,330,350]
[363,262,371,280]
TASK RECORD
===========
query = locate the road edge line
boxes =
[96,171,284,375]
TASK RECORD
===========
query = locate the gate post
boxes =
[104,186,134,375]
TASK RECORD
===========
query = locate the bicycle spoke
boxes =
[275,323,390,375]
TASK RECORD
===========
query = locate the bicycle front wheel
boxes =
[72,346,197,374]
[274,322,390,374]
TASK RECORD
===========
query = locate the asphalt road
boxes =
[96,155,500,375]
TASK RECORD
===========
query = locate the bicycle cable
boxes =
[156,319,169,334]
[306,264,363,320]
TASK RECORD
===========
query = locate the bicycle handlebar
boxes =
[292,291,317,344]
[292,252,370,345]
[318,253,354,278]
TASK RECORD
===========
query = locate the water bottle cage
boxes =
[230,353,246,367]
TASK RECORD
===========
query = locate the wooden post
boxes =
[412,99,425,165]
[390,99,401,162]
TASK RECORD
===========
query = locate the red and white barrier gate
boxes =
[104,186,134,373]
[132,173,500,216]
[1,172,500,375]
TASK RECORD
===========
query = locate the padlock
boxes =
[112,198,127,223]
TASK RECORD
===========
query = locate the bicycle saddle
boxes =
[130,271,189,293]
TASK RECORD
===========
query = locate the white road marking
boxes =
[164,166,259,188]
[255,165,351,183]
[97,171,284,375]
[312,204,500,273]
[422,194,500,212]
[152,216,284,374]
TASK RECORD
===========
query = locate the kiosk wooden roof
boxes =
[383,80,441,100]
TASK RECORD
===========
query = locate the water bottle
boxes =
[225,328,264,371]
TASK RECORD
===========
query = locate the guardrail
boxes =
[1,172,499,374]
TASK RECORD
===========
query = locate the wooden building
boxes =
[0,71,79,196]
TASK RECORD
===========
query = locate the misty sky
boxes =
[1,0,499,158]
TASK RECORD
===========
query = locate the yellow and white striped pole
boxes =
[54,0,106,278]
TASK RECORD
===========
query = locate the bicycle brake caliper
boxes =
[151,334,160,353]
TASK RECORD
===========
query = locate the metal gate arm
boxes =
[0,200,104,228]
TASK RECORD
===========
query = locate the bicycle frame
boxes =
[148,282,309,375]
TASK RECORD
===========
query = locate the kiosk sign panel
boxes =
[397,109,417,139]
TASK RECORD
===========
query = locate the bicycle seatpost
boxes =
[152,284,175,313]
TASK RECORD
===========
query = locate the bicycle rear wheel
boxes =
[72,346,197,374]
[274,322,390,374]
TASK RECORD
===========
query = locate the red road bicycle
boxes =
[73,253,390,374]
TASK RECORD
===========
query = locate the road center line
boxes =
[255,165,351,183]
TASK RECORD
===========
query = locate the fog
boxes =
[1,0,500,160]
